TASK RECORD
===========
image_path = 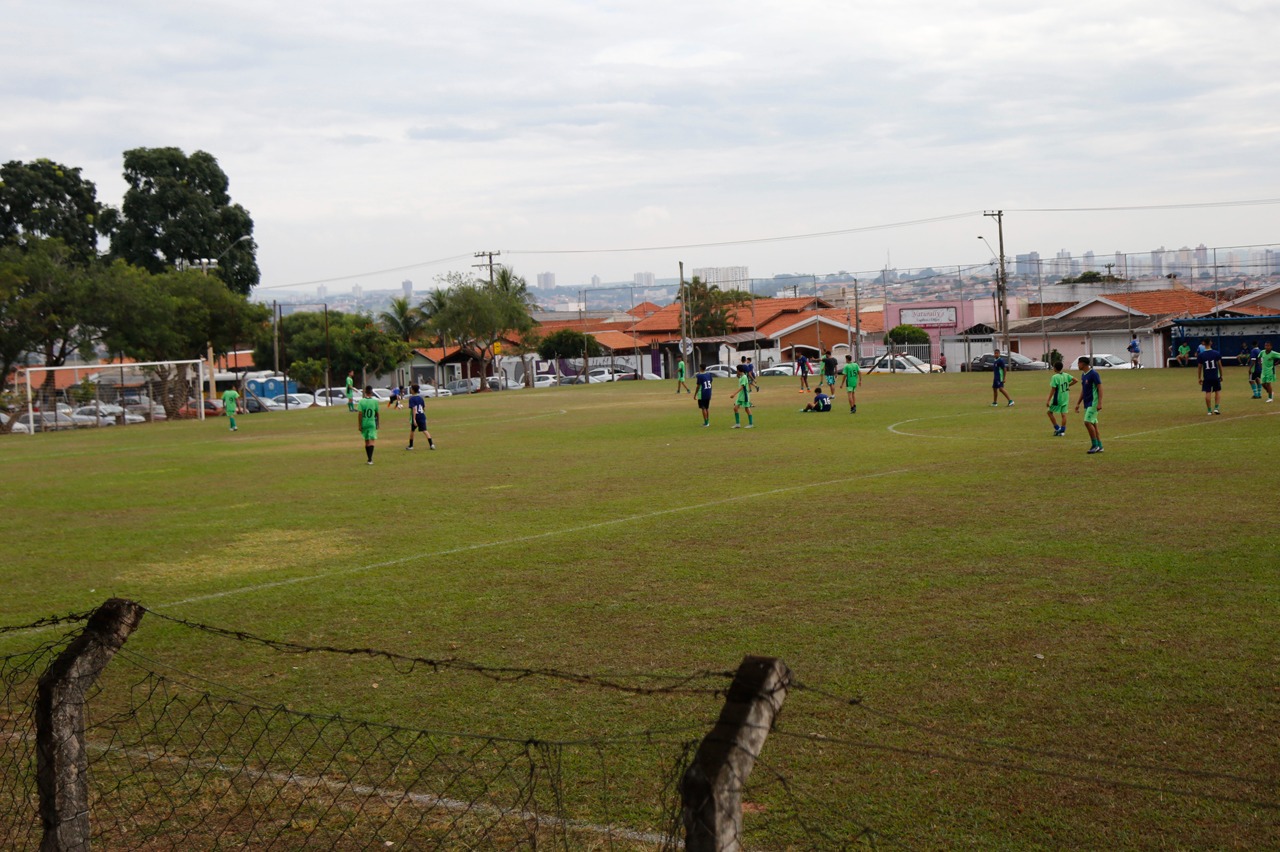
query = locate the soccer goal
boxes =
[12,359,208,435]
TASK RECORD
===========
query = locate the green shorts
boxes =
[1263,369,1276,384]
[1083,406,1099,425]
[735,392,751,408]
[361,425,378,442]
[1049,403,1067,414]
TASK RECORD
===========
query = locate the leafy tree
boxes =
[253,310,408,386]
[537,328,601,382]
[379,296,426,342]
[106,147,259,295]
[885,324,929,345]
[288,357,325,392]
[683,276,751,337]
[0,159,105,262]
[99,266,269,417]
[0,239,102,397]
[423,269,536,389]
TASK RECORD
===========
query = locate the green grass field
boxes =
[3,368,1278,849]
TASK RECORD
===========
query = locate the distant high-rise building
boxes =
[537,272,556,288]
[634,272,656,287]
[1083,251,1096,273]
[1015,252,1041,277]
[317,285,328,300]
[1113,252,1127,278]
[352,284,363,301]
[590,275,601,287]
[1194,243,1210,268]
[402,279,413,300]
[1150,247,1165,278]
[692,266,750,290]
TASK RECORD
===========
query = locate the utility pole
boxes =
[984,210,1010,354]
[852,278,862,361]
[678,261,688,371]
[473,251,500,285]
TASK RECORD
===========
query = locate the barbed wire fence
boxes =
[1,600,1277,850]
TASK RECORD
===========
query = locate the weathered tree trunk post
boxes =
[681,655,792,851]
[36,598,145,852]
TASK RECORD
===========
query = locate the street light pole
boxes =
[983,211,1010,354]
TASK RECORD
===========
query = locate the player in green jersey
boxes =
[838,355,861,413]
[356,386,380,464]
[345,371,356,411]
[675,359,691,394]
[221,387,241,432]
[1044,362,1076,437]
[1261,341,1280,403]
[732,372,754,429]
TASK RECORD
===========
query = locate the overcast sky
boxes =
[4,0,1278,295]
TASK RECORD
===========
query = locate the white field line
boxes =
[0,732,676,847]
[1110,409,1278,440]
[159,467,913,609]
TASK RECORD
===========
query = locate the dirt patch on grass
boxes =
[122,528,358,583]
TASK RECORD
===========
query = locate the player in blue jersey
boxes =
[990,348,1014,406]
[1248,341,1262,399]
[694,369,713,426]
[1197,339,1223,415]
[405,385,435,450]
[796,353,811,392]
[1075,357,1103,454]
[802,388,832,412]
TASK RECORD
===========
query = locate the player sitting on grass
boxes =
[801,389,832,412]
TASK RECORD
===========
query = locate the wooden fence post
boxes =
[681,655,791,851]
[36,598,145,852]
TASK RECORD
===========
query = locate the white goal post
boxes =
[14,359,207,436]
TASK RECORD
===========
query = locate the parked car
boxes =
[704,364,738,378]
[587,367,627,382]
[0,412,31,434]
[271,393,316,409]
[77,404,146,425]
[486,376,523,390]
[315,388,349,406]
[864,354,943,373]
[965,352,1050,372]
[530,373,559,388]
[243,397,282,413]
[1084,354,1136,370]
[418,384,452,397]
[616,371,663,381]
[445,378,482,395]
[18,411,77,431]
[759,362,796,376]
[176,399,225,418]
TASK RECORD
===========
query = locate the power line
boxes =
[1009,198,1280,213]
[254,253,474,291]
[504,211,983,255]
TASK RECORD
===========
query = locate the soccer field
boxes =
[3,369,1278,849]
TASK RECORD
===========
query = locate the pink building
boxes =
[883,299,1000,349]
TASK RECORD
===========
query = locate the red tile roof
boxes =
[628,301,662,317]
[1027,302,1078,318]
[591,330,648,351]
[1100,289,1217,316]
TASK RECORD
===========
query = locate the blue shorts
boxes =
[697,395,711,410]
[413,415,428,431]
[992,380,1005,389]
[1202,378,1221,393]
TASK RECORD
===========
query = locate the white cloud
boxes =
[1,0,1277,290]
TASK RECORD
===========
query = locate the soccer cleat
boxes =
[429,443,436,449]
[366,460,374,465]
[1087,446,1101,454]
[732,424,741,429]
[745,424,754,429]
[990,402,998,407]
[1214,408,1222,415]
[1007,400,1015,406]
[1268,398,1275,403]
[702,422,709,427]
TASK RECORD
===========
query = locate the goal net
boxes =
[11,359,209,434]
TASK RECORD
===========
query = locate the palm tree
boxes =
[378,296,425,343]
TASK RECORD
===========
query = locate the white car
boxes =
[530,373,558,388]
[272,393,316,408]
[865,354,943,373]
[1085,354,1137,370]
[587,367,626,382]
[1,412,31,434]
[417,384,452,398]
[315,388,349,406]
